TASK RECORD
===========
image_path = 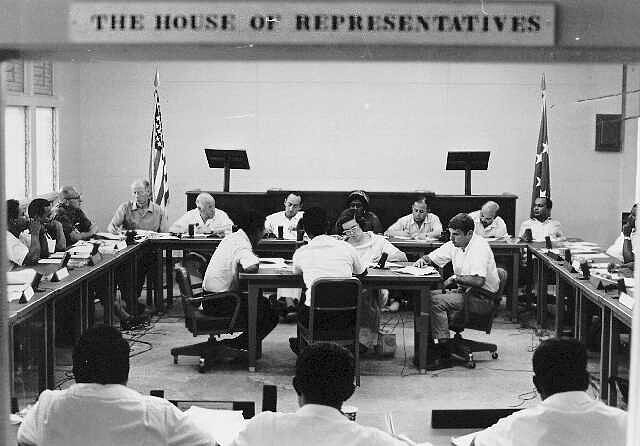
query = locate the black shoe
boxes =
[219,335,248,351]
[289,337,299,355]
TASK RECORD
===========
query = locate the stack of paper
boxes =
[95,232,123,240]
[451,432,479,446]
[259,258,288,269]
[184,406,246,446]
[395,266,439,276]
[7,269,38,302]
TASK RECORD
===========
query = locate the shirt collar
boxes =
[460,233,480,253]
[297,404,347,421]
[70,383,136,399]
[541,391,593,408]
[131,200,152,212]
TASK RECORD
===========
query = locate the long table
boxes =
[239,263,441,372]
[528,243,632,404]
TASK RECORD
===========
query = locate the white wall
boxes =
[65,60,636,246]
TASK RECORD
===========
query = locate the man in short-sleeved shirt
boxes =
[54,186,97,243]
[265,192,304,240]
[414,213,499,368]
[518,197,564,241]
[385,196,442,240]
[169,193,233,236]
[469,201,508,239]
[107,179,167,234]
[606,203,637,264]
[201,211,278,350]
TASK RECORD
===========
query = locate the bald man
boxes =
[469,201,508,239]
[107,179,167,234]
[54,186,98,243]
[169,193,233,237]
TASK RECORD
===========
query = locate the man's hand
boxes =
[413,256,430,268]
[414,233,427,240]
[28,220,42,235]
[443,275,457,289]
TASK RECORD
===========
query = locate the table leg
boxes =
[105,270,114,326]
[599,307,611,401]
[554,271,562,336]
[166,249,174,308]
[155,249,164,312]
[44,302,55,390]
[607,318,621,406]
[413,288,431,372]
[247,285,259,372]
[573,289,580,339]
[510,251,520,320]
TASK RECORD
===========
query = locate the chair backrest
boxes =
[174,266,196,320]
[307,277,362,341]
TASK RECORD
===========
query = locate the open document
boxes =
[395,266,439,276]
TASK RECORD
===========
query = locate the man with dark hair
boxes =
[230,343,417,446]
[518,197,564,241]
[414,213,500,369]
[17,325,212,446]
[265,191,304,239]
[385,196,442,240]
[26,197,67,253]
[53,186,98,243]
[290,207,366,354]
[335,190,383,234]
[607,203,637,266]
[6,199,41,269]
[202,210,279,350]
[472,338,627,446]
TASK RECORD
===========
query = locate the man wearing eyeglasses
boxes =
[54,186,98,243]
[385,196,442,240]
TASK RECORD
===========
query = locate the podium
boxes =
[204,149,250,192]
[446,151,490,195]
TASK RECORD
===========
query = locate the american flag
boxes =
[530,73,550,216]
[149,69,169,208]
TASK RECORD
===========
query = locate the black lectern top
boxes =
[204,149,250,170]
[446,151,490,171]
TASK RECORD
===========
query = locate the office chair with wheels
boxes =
[448,268,508,368]
[297,277,362,386]
[170,265,247,373]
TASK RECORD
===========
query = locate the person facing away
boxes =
[335,190,383,234]
[17,325,213,446]
[53,185,98,243]
[201,210,279,350]
[469,200,508,239]
[472,337,627,446]
[518,197,564,241]
[606,203,637,266]
[107,178,167,233]
[230,342,425,446]
[169,192,234,237]
[385,196,442,240]
[264,191,304,240]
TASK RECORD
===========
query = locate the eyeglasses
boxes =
[342,225,360,236]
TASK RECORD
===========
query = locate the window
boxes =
[3,60,59,200]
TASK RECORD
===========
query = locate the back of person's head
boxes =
[28,198,50,219]
[293,343,355,409]
[72,325,130,385]
[448,213,475,233]
[532,337,589,398]
[7,199,20,221]
[234,210,266,236]
[301,207,328,237]
[335,208,368,231]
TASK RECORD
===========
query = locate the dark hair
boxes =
[72,325,130,385]
[413,196,429,208]
[536,197,553,209]
[293,343,355,408]
[448,213,475,233]
[7,199,20,221]
[346,190,370,210]
[234,210,266,237]
[335,208,368,232]
[28,198,51,219]
[287,191,303,204]
[533,338,589,397]
[301,207,328,237]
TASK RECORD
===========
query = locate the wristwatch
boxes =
[624,236,632,241]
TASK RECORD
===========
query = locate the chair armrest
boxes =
[186,291,241,305]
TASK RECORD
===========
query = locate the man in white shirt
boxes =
[518,197,564,241]
[230,342,422,446]
[290,207,366,354]
[169,193,234,236]
[265,191,304,240]
[606,203,637,265]
[17,325,213,446]
[6,199,42,270]
[202,211,279,350]
[469,201,508,239]
[385,196,442,240]
[472,337,627,446]
[414,213,499,369]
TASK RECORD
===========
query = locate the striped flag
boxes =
[531,73,550,216]
[149,69,169,208]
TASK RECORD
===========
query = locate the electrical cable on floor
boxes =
[508,388,538,408]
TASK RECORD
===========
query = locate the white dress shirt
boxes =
[17,383,213,446]
[169,208,234,234]
[473,391,627,446]
[385,213,442,239]
[469,210,508,238]
[292,235,366,305]
[229,404,414,446]
[428,234,499,293]
[7,231,28,270]
[518,217,564,241]
[350,232,407,265]
[265,210,304,240]
[203,229,258,293]
[606,231,638,261]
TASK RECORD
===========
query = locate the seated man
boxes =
[169,192,233,236]
[518,197,564,241]
[202,210,279,350]
[24,198,67,254]
[472,338,627,446]
[469,201,508,239]
[264,191,304,240]
[414,213,499,369]
[108,179,167,315]
[230,343,420,446]
[335,190,383,234]
[17,325,212,446]
[291,207,367,353]
[606,203,637,266]
[53,186,98,243]
[385,196,442,240]
[7,199,41,269]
